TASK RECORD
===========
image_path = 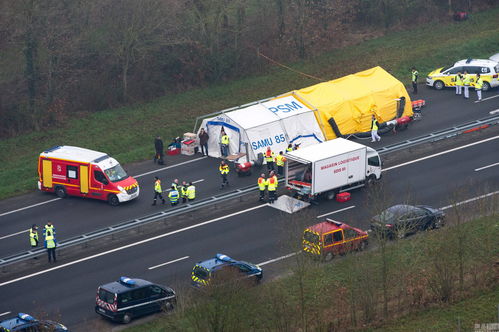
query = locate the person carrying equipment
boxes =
[265,147,275,171]
[168,186,179,206]
[219,160,230,189]
[257,173,267,202]
[152,176,165,205]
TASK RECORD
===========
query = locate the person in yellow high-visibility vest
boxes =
[474,73,483,102]
[187,182,196,202]
[264,147,275,171]
[371,115,381,142]
[219,160,230,189]
[152,176,165,205]
[455,72,463,95]
[29,224,39,248]
[275,151,286,176]
[220,130,229,157]
[462,71,471,99]
[267,171,278,204]
[257,173,267,202]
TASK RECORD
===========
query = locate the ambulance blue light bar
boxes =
[18,313,35,321]
[119,277,136,286]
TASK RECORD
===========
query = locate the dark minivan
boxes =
[95,276,176,324]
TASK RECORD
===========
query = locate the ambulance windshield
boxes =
[104,164,128,182]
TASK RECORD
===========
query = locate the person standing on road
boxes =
[264,147,275,171]
[474,73,483,101]
[154,136,164,165]
[171,179,179,191]
[455,72,463,95]
[257,173,267,202]
[29,224,39,248]
[168,186,179,206]
[219,160,230,189]
[267,171,278,204]
[180,181,188,203]
[371,115,381,142]
[275,151,286,176]
[44,230,57,263]
[152,176,165,205]
[463,71,471,99]
[198,128,209,156]
[411,67,419,95]
[220,130,229,157]
[187,182,196,202]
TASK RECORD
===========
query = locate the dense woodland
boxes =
[0,0,495,137]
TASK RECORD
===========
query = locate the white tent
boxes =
[198,95,325,161]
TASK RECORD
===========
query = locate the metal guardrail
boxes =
[2,115,498,267]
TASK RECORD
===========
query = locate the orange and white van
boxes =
[38,146,139,205]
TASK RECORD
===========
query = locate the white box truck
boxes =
[285,138,382,201]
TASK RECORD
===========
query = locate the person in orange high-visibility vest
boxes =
[219,160,230,189]
[257,173,267,202]
[267,171,278,204]
[275,151,286,176]
[264,147,275,171]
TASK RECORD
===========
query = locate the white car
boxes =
[426,58,499,91]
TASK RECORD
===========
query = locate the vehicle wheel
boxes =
[367,174,377,185]
[55,186,67,198]
[122,313,132,324]
[434,80,445,90]
[162,300,175,311]
[324,252,334,261]
[325,190,336,200]
[107,194,119,206]
[482,82,490,92]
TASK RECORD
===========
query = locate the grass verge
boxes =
[1,8,499,199]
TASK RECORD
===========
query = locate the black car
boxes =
[95,276,176,324]
[370,204,445,239]
[0,313,68,332]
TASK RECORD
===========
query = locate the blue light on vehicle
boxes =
[216,253,233,262]
[119,277,136,286]
[18,313,35,321]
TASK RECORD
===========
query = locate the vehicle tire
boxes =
[325,190,337,201]
[324,252,334,261]
[434,80,445,90]
[122,313,132,324]
[55,186,67,198]
[482,82,490,92]
[107,194,119,206]
[162,300,175,311]
[367,174,377,185]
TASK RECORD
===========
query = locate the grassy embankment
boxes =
[120,214,498,331]
[1,8,499,199]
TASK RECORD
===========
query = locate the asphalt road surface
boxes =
[0,86,498,258]
[0,130,497,330]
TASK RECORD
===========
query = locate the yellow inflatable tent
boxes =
[286,66,413,140]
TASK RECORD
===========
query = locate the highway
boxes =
[0,130,497,330]
[0,87,498,259]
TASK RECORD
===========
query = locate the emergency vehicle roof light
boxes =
[326,218,342,226]
[216,253,233,262]
[119,277,136,286]
[18,313,35,321]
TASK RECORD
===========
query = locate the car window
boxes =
[237,264,251,273]
[94,171,108,184]
[464,66,480,74]
[67,165,78,180]
[118,291,132,305]
[333,231,343,242]
[131,287,150,301]
[324,233,333,245]
[344,228,358,239]
[150,285,163,295]
[368,156,380,167]
[495,65,499,73]
[98,288,115,304]
[447,66,463,74]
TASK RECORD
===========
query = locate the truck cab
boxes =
[303,219,368,261]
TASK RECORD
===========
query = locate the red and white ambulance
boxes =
[38,146,139,205]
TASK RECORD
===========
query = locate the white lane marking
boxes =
[0,157,207,217]
[0,311,11,317]
[474,162,499,172]
[0,204,268,287]
[0,229,30,240]
[316,206,356,219]
[383,135,499,172]
[490,109,499,115]
[148,256,190,270]
[133,157,207,179]
[0,198,61,218]
[475,94,499,103]
[440,191,499,211]
[258,252,298,266]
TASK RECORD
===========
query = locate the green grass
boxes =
[362,286,499,332]
[2,8,499,199]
